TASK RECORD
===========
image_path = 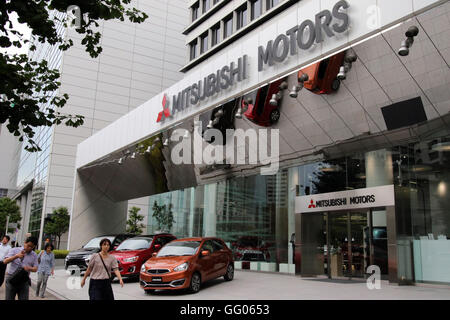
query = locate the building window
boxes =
[191,2,199,22]
[190,40,198,60]
[266,0,279,10]
[251,0,262,20]
[211,24,220,47]
[236,6,247,30]
[200,32,208,54]
[0,188,7,198]
[202,0,211,13]
[223,15,233,39]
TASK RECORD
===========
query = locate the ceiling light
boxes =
[411,164,433,173]
[337,66,346,80]
[431,142,450,152]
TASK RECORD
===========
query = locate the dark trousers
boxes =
[5,274,30,300]
[88,279,114,300]
[0,262,6,287]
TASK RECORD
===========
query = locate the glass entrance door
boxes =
[300,209,389,279]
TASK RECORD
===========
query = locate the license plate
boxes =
[152,277,162,282]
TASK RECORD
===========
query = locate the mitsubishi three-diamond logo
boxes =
[156,94,171,123]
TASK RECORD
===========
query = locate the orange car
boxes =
[140,237,234,294]
[298,51,345,94]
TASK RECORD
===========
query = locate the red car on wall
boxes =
[243,77,288,127]
[111,233,176,278]
[298,51,346,95]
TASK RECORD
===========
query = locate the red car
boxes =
[140,237,234,294]
[111,233,176,278]
[231,236,270,262]
[298,51,345,94]
[243,77,288,127]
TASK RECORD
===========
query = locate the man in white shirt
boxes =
[0,235,12,287]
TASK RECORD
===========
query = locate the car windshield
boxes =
[83,236,114,249]
[116,238,152,251]
[157,241,201,257]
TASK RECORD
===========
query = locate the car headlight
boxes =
[173,262,189,272]
[84,254,92,263]
[140,264,146,272]
[123,256,138,263]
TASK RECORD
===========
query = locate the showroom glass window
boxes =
[200,32,208,54]
[223,15,233,39]
[191,2,199,22]
[251,0,262,20]
[236,6,247,30]
[211,23,220,47]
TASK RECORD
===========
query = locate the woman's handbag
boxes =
[98,253,115,282]
[8,267,30,286]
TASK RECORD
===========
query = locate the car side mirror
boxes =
[113,245,118,250]
[154,244,161,251]
[201,250,210,257]
[152,252,158,257]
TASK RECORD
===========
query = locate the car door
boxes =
[197,240,215,281]
[212,239,228,277]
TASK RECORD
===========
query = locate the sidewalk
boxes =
[31,267,450,300]
[0,280,60,300]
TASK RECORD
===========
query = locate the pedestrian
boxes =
[35,242,55,298]
[2,236,39,300]
[0,235,12,287]
[81,238,124,300]
[10,241,15,248]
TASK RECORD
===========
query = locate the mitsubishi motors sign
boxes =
[295,185,395,213]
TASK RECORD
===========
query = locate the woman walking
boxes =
[36,243,55,298]
[81,238,124,300]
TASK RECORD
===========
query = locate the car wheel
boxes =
[144,289,155,295]
[189,272,201,293]
[270,109,281,123]
[224,264,234,281]
[332,79,341,91]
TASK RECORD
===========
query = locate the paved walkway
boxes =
[28,267,450,300]
[0,278,59,300]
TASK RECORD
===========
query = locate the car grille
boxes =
[147,269,170,274]
[242,253,266,261]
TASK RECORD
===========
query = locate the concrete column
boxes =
[202,183,217,237]
[68,171,128,250]
[365,149,393,227]
[189,187,195,237]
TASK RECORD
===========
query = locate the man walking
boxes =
[3,236,39,300]
[0,235,12,287]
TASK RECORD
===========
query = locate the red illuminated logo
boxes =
[308,199,316,208]
[156,94,171,123]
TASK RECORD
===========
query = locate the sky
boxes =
[1,12,32,56]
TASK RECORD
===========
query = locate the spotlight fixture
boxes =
[299,73,309,83]
[337,66,346,80]
[207,120,214,129]
[344,48,358,63]
[183,130,190,138]
[246,97,253,105]
[279,81,288,90]
[118,157,124,164]
[289,85,302,98]
[215,109,224,117]
[398,26,419,56]
[269,94,278,106]
[163,138,169,147]
[130,152,136,159]
[235,107,243,119]
[212,117,220,126]
[145,146,152,153]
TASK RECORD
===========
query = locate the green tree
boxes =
[0,0,148,152]
[152,201,175,232]
[126,206,145,235]
[43,206,70,249]
[0,197,21,234]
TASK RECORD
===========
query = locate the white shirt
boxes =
[0,243,12,261]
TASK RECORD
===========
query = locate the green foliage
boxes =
[43,206,70,249]
[0,197,21,234]
[151,201,175,232]
[0,0,148,152]
[35,249,69,259]
[126,206,145,235]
